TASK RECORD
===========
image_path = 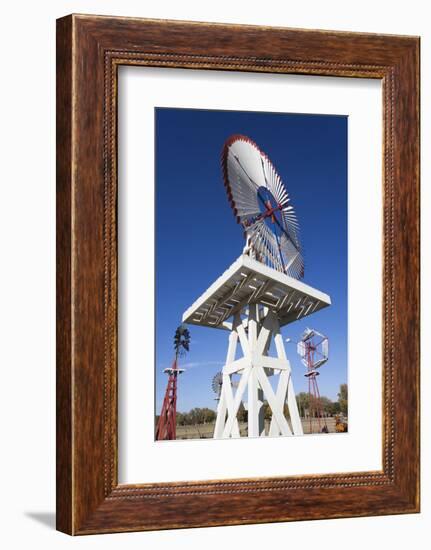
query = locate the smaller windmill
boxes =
[212,372,223,402]
[212,371,238,403]
[156,325,191,441]
[297,328,329,433]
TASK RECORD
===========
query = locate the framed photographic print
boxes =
[56,14,420,535]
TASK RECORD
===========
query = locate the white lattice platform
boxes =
[182,254,331,330]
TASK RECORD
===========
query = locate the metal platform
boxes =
[182,255,331,330]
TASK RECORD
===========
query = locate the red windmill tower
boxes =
[155,325,191,440]
[297,328,329,433]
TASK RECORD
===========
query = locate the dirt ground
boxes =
[176,417,347,439]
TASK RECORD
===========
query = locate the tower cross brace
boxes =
[214,305,303,438]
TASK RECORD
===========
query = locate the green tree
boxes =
[296,392,310,417]
[201,407,216,423]
[296,392,340,417]
[263,400,272,421]
[188,408,202,424]
[338,384,348,415]
[319,396,332,415]
[176,412,187,426]
[177,407,217,426]
[237,403,247,423]
[327,401,341,415]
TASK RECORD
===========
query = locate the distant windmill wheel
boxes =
[211,372,223,400]
[212,371,238,402]
[222,135,304,279]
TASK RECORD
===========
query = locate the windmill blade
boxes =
[221,134,304,279]
[279,235,304,279]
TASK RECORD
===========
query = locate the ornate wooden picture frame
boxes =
[56,14,420,535]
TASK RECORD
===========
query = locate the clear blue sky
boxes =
[155,107,347,412]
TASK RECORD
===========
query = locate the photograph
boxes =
[154,107,348,440]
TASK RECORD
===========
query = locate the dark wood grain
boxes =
[56,14,420,535]
[56,15,73,535]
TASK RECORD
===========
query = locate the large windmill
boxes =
[183,135,331,438]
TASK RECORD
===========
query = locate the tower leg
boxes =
[272,315,303,435]
[247,369,265,437]
[214,306,303,439]
[247,304,265,437]
[214,329,240,438]
[213,389,227,439]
